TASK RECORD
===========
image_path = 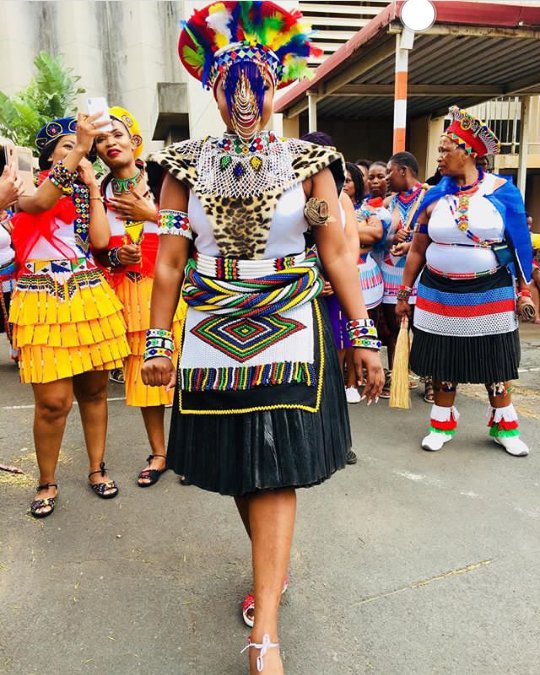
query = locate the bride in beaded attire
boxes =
[9,113,130,518]
[93,107,184,487]
[142,2,384,672]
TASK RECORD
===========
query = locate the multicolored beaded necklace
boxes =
[217,131,278,178]
[447,169,491,245]
[112,169,141,193]
[392,182,423,230]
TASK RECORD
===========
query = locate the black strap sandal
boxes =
[30,483,58,519]
[137,454,167,488]
[88,462,119,499]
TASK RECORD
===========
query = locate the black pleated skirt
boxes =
[167,303,351,496]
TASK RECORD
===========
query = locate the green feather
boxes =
[182,45,205,69]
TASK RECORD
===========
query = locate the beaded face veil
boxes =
[178,1,321,142]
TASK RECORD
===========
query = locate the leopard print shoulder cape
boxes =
[148,136,344,260]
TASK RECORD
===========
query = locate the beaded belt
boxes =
[193,250,309,281]
[23,257,95,274]
[431,240,502,249]
[183,249,322,318]
[426,264,500,280]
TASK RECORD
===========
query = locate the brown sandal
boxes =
[88,462,119,499]
[30,483,58,519]
[137,454,167,488]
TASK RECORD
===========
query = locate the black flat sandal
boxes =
[137,454,167,488]
[30,483,58,519]
[88,462,119,499]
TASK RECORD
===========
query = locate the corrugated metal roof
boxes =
[275,1,540,119]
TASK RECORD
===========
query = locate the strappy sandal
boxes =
[30,483,58,519]
[242,578,288,628]
[241,634,280,672]
[424,379,435,403]
[137,454,167,488]
[88,462,119,499]
[380,369,391,399]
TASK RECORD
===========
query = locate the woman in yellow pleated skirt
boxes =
[94,108,184,487]
[10,113,130,518]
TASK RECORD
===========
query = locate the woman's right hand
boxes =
[117,244,142,265]
[75,111,110,155]
[142,357,176,390]
[395,298,412,320]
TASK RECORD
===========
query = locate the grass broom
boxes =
[389,316,411,409]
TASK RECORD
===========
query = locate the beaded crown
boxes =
[444,105,500,158]
[178,1,322,90]
[36,117,77,150]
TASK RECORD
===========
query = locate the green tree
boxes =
[0,51,85,152]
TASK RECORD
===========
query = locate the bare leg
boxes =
[344,349,357,387]
[73,370,115,490]
[382,303,399,369]
[336,348,346,378]
[248,489,296,674]
[234,495,251,538]
[31,379,74,510]
[485,381,512,409]
[433,380,458,407]
[138,405,167,484]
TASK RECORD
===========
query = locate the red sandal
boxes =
[242,578,289,628]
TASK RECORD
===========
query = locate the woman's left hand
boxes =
[353,348,384,403]
[108,189,157,222]
[391,241,411,257]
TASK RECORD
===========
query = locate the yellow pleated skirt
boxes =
[10,263,130,384]
[114,274,185,407]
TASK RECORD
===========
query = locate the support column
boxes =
[308,92,318,132]
[393,32,410,153]
[517,95,531,199]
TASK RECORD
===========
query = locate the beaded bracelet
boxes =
[351,337,382,351]
[346,318,381,351]
[144,328,175,362]
[517,289,531,298]
[397,285,413,302]
[48,160,78,190]
[158,210,193,239]
[107,248,123,269]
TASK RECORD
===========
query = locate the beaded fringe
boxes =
[180,361,316,392]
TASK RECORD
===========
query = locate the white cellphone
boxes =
[86,96,113,132]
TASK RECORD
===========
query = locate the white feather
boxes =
[206,6,232,43]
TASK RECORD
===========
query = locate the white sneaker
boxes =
[494,436,529,457]
[345,386,361,404]
[421,431,453,452]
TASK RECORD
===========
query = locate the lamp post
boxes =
[393,0,436,152]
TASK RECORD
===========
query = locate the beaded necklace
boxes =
[392,182,423,230]
[446,169,492,246]
[112,169,141,194]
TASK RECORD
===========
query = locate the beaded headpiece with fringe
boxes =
[443,105,500,158]
[178,1,321,140]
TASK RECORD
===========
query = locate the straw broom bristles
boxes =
[389,316,411,409]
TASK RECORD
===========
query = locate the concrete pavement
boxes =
[1,327,539,674]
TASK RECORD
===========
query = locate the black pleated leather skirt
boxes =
[166,302,351,496]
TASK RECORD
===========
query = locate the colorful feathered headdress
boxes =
[444,106,500,158]
[178,1,322,90]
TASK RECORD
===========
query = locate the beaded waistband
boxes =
[23,257,95,274]
[193,250,310,281]
[427,264,500,280]
[431,240,502,250]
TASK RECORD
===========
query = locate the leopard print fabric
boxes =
[149,136,344,260]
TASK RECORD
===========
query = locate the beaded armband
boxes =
[158,210,192,240]
[397,285,413,302]
[346,318,381,351]
[48,160,78,192]
[144,328,175,362]
[107,247,123,269]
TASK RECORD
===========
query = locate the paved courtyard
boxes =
[1,326,539,674]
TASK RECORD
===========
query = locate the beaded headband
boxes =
[36,117,77,150]
[443,105,500,158]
